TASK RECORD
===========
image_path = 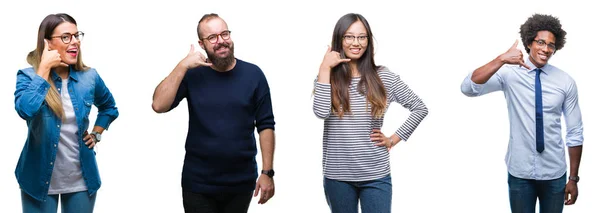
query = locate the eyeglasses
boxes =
[50,31,84,44]
[201,30,231,44]
[533,39,556,52]
[343,35,368,44]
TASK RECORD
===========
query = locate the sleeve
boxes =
[169,72,189,111]
[14,69,51,120]
[460,68,505,97]
[312,76,332,119]
[254,70,275,132]
[389,73,429,141]
[93,70,119,129]
[562,78,583,147]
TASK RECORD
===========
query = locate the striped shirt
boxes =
[313,67,428,181]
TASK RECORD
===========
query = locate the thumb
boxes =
[326,45,331,53]
[254,182,260,197]
[511,39,519,49]
[189,44,195,54]
[44,39,50,51]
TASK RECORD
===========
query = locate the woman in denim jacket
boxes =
[14,13,118,213]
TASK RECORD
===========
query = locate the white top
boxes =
[48,78,87,194]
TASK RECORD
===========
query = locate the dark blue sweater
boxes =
[170,59,275,193]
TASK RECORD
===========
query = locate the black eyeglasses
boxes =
[343,35,368,44]
[50,31,84,44]
[533,39,556,51]
[201,30,231,44]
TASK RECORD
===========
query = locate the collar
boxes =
[50,65,79,82]
[524,56,550,74]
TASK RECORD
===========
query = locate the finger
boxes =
[565,195,573,205]
[84,138,94,145]
[370,131,384,137]
[261,188,269,200]
[566,191,577,205]
[84,138,94,148]
[512,39,519,49]
[59,62,69,67]
[189,44,195,54]
[370,136,383,142]
[44,39,50,51]
[200,56,213,66]
[374,141,387,147]
[259,189,268,204]
[254,183,260,197]
[326,45,331,53]
[565,197,572,205]
[339,58,351,63]
[263,193,272,204]
[519,61,531,70]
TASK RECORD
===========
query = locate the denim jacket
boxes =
[14,66,118,201]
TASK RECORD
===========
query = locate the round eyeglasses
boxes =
[533,39,556,52]
[343,35,368,44]
[201,30,231,44]
[50,31,84,44]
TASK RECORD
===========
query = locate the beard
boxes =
[207,42,235,70]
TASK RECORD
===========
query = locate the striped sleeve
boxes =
[313,81,332,119]
[388,72,428,141]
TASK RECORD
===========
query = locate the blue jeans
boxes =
[324,175,392,213]
[21,190,96,213]
[508,173,566,213]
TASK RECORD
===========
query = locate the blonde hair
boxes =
[27,13,88,118]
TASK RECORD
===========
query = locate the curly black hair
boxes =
[520,14,566,54]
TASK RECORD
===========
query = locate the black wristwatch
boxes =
[569,176,579,183]
[261,169,275,178]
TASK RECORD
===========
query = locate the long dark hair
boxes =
[330,13,386,118]
[26,13,88,118]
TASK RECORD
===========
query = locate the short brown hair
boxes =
[197,13,220,39]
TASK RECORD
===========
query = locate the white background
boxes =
[1,0,598,212]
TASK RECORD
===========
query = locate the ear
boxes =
[45,39,54,51]
[198,40,206,50]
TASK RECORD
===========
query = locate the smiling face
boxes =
[198,17,235,70]
[342,20,368,61]
[527,30,556,68]
[47,22,80,65]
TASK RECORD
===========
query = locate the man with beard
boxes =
[461,14,583,213]
[152,13,276,213]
